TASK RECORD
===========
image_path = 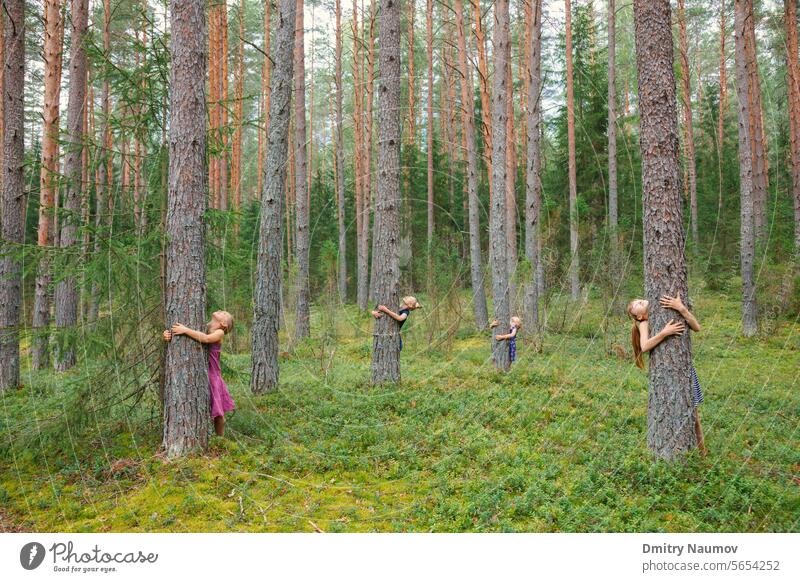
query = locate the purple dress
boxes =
[208,342,235,419]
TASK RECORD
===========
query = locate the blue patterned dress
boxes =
[508,325,518,363]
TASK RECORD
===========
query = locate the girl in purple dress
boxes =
[162,310,236,437]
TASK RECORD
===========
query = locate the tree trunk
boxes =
[743,2,767,244]
[505,42,517,302]
[473,0,492,201]
[490,0,510,371]
[634,0,698,460]
[294,0,310,339]
[455,0,489,330]
[565,0,579,300]
[717,0,727,235]
[426,0,434,252]
[232,0,244,218]
[353,0,368,309]
[364,0,376,303]
[734,0,759,336]
[677,0,698,250]
[252,0,296,393]
[403,0,415,274]
[785,0,800,255]
[525,0,542,333]
[257,1,271,201]
[370,0,402,384]
[163,0,210,457]
[0,0,24,391]
[219,2,229,211]
[607,0,620,311]
[335,0,347,301]
[54,0,88,372]
[33,0,66,370]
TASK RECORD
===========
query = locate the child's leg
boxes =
[214,415,225,437]
[694,409,706,456]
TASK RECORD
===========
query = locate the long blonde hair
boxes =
[627,300,645,369]
[213,310,234,334]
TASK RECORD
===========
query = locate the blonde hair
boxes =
[402,296,422,309]
[626,300,645,369]
[511,316,522,329]
[213,310,234,334]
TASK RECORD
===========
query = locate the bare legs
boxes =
[694,409,707,456]
[214,415,225,437]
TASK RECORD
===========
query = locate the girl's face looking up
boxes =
[629,299,649,321]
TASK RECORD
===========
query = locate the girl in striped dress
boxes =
[627,295,706,456]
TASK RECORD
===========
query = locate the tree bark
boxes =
[33,0,66,370]
[163,0,210,457]
[473,0,492,201]
[294,0,310,339]
[252,0,296,393]
[525,0,542,332]
[0,0,24,391]
[785,0,800,255]
[734,0,759,336]
[565,0,579,300]
[54,0,89,372]
[677,0,698,250]
[335,0,347,300]
[717,0,727,235]
[505,40,517,301]
[490,0,510,371]
[633,0,698,459]
[257,1,271,201]
[353,0,368,309]
[426,0,434,252]
[455,0,489,330]
[232,0,244,217]
[607,0,620,310]
[370,0,402,384]
[364,0,376,302]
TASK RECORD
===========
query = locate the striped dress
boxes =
[691,366,704,407]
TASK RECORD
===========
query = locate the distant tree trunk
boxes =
[426,0,434,252]
[525,0,542,332]
[294,0,310,339]
[743,2,767,244]
[734,0,759,336]
[163,0,209,457]
[677,0,698,250]
[473,0,492,200]
[565,0,579,300]
[607,0,620,308]
[505,44,517,301]
[717,0,727,229]
[490,0,510,371]
[232,0,244,218]
[219,2,229,211]
[335,0,347,301]
[370,0,402,384]
[257,1,271,201]
[634,0,698,460]
[252,0,296,393]
[0,0,24,391]
[364,0,376,302]
[353,0,368,309]
[785,0,800,255]
[33,0,66,370]
[455,0,489,330]
[403,0,415,271]
[54,0,89,372]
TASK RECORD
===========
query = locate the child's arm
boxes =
[495,327,517,341]
[163,330,172,342]
[660,294,700,332]
[377,305,408,324]
[638,319,685,353]
[171,323,224,344]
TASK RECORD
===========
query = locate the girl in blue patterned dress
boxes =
[627,295,706,456]
[492,316,522,365]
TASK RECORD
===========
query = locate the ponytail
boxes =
[631,323,644,369]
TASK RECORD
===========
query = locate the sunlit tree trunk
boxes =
[163,0,210,457]
[251,0,296,393]
[633,0,698,460]
[219,2,229,211]
[335,0,347,300]
[0,0,24,391]
[403,0,415,272]
[677,0,698,250]
[54,0,89,372]
[565,0,579,300]
[33,0,66,370]
[490,0,510,371]
[734,0,759,336]
[786,0,800,255]
[525,0,542,332]
[371,0,402,384]
[294,0,310,339]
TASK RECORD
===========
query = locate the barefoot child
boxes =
[627,295,706,455]
[163,310,235,437]
[371,296,422,350]
[491,316,522,365]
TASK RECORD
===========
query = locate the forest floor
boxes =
[1,287,798,532]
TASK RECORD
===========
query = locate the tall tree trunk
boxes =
[717,0,727,234]
[232,0,244,219]
[565,0,579,300]
[403,0,415,273]
[371,0,402,384]
[33,0,66,370]
[335,0,347,300]
[787,0,800,255]
[734,0,759,336]
[525,0,542,332]
[163,0,210,457]
[455,0,489,330]
[0,0,24,391]
[294,0,310,339]
[209,2,219,208]
[505,41,517,303]
[634,0,698,459]
[252,0,296,393]
[426,0,434,252]
[744,2,767,244]
[607,0,620,309]
[677,0,698,250]
[353,0,368,309]
[219,2,229,211]
[54,0,89,372]
[257,1,271,201]
[364,0,376,302]
[490,0,510,371]
[473,0,492,201]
